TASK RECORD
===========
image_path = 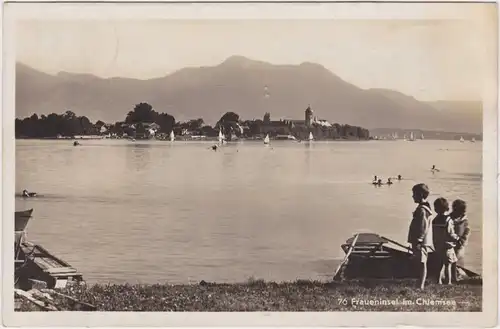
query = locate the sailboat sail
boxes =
[471,137,476,143]
[264,134,270,144]
[309,132,314,141]
[460,136,465,143]
[218,129,224,144]
[409,132,415,141]
[421,133,424,140]
[170,130,175,142]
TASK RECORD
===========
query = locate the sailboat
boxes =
[308,132,314,142]
[420,133,424,140]
[218,129,226,144]
[460,136,465,143]
[403,134,407,141]
[263,134,270,145]
[409,132,416,141]
[170,130,175,142]
[471,137,476,143]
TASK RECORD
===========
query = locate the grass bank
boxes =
[16,278,481,312]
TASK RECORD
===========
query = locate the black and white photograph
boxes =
[3,1,498,327]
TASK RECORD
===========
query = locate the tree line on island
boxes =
[15,102,370,140]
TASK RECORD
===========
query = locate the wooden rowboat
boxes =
[334,233,481,281]
[15,209,33,233]
[15,209,84,290]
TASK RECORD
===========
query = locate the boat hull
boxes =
[15,209,33,232]
[338,233,480,281]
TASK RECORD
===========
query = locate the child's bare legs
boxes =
[451,263,458,283]
[453,247,464,283]
[445,263,453,285]
[419,262,427,289]
[413,245,428,289]
[438,264,445,284]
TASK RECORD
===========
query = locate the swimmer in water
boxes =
[211,145,218,151]
[387,178,393,185]
[431,165,440,172]
[397,175,402,181]
[22,189,36,197]
[373,175,378,183]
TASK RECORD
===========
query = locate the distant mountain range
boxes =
[16,56,482,133]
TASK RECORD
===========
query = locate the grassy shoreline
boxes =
[16,278,482,312]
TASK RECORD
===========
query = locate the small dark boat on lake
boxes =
[334,233,481,281]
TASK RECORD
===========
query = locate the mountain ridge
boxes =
[15,57,482,133]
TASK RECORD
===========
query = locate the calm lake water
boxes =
[15,139,482,284]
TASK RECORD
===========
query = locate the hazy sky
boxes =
[16,16,495,101]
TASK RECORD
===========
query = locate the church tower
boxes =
[305,105,313,128]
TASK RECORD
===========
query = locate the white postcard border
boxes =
[1,1,498,327]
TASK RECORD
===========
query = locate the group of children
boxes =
[408,183,471,289]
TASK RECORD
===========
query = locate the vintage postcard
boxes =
[2,1,498,327]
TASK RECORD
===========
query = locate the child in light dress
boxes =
[449,199,471,282]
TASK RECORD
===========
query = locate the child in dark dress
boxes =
[432,197,459,284]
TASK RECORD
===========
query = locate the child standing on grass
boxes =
[432,197,459,284]
[450,199,471,282]
[407,183,434,290]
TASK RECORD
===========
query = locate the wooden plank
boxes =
[352,246,380,251]
[34,244,72,267]
[41,289,97,311]
[50,271,82,277]
[28,279,48,290]
[334,233,360,281]
[45,267,78,274]
[14,289,58,311]
[54,279,68,289]
[368,242,385,256]
[352,249,386,254]
[350,249,391,255]
[380,236,412,253]
[353,242,385,246]
[343,244,385,250]
[346,233,386,245]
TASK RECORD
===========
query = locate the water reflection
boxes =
[126,144,152,172]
